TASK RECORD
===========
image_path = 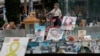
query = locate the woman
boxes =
[46,3,62,27]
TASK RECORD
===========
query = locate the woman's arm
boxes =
[59,9,62,18]
[46,9,54,16]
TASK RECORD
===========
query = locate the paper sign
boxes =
[0,37,29,56]
[61,16,77,30]
[84,35,92,41]
[34,24,46,42]
[78,30,86,41]
[47,28,64,41]
[93,45,100,53]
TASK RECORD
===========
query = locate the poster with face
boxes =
[90,41,97,52]
[0,37,29,56]
[78,30,86,41]
[82,35,92,47]
[26,42,41,54]
[34,23,46,42]
[93,45,100,53]
[46,28,64,41]
[73,42,82,53]
[39,42,50,53]
[61,16,77,30]
[39,42,49,47]
[65,42,74,52]
[65,42,77,54]
[84,35,92,41]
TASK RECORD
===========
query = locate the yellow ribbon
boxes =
[6,41,20,56]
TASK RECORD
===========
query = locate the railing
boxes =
[0,29,25,37]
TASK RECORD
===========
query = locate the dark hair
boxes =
[38,29,41,32]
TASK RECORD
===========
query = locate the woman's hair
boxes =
[63,18,73,25]
[54,3,59,7]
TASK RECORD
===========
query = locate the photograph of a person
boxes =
[73,42,82,53]
[39,42,50,53]
[78,30,86,41]
[93,45,100,53]
[61,16,77,30]
[34,24,46,42]
[46,28,64,41]
[26,42,40,54]
[65,42,77,54]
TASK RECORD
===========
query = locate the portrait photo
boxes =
[34,24,46,42]
[61,16,77,30]
[46,28,64,41]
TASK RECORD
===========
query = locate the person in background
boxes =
[77,11,83,26]
[2,21,16,29]
[46,3,62,27]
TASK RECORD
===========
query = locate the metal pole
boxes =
[3,6,8,23]
[24,0,27,14]
[65,0,69,16]
[29,0,33,13]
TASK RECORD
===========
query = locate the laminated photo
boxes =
[82,35,92,47]
[27,42,39,48]
[65,42,77,54]
[97,41,100,46]
[65,42,74,52]
[26,42,41,54]
[93,45,100,53]
[46,28,64,41]
[31,46,42,54]
[57,42,66,48]
[73,42,82,53]
[84,35,92,41]
[82,41,91,47]
[39,42,49,47]
[61,16,77,30]
[39,42,50,53]
[49,42,57,53]
[90,41,97,52]
[78,30,86,41]
[0,37,29,56]
[34,23,46,42]
[78,46,92,53]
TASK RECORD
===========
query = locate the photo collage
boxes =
[0,16,100,55]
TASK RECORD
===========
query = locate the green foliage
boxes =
[5,0,21,24]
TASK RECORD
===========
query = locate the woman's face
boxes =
[54,5,58,9]
[51,30,58,37]
[65,18,72,25]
